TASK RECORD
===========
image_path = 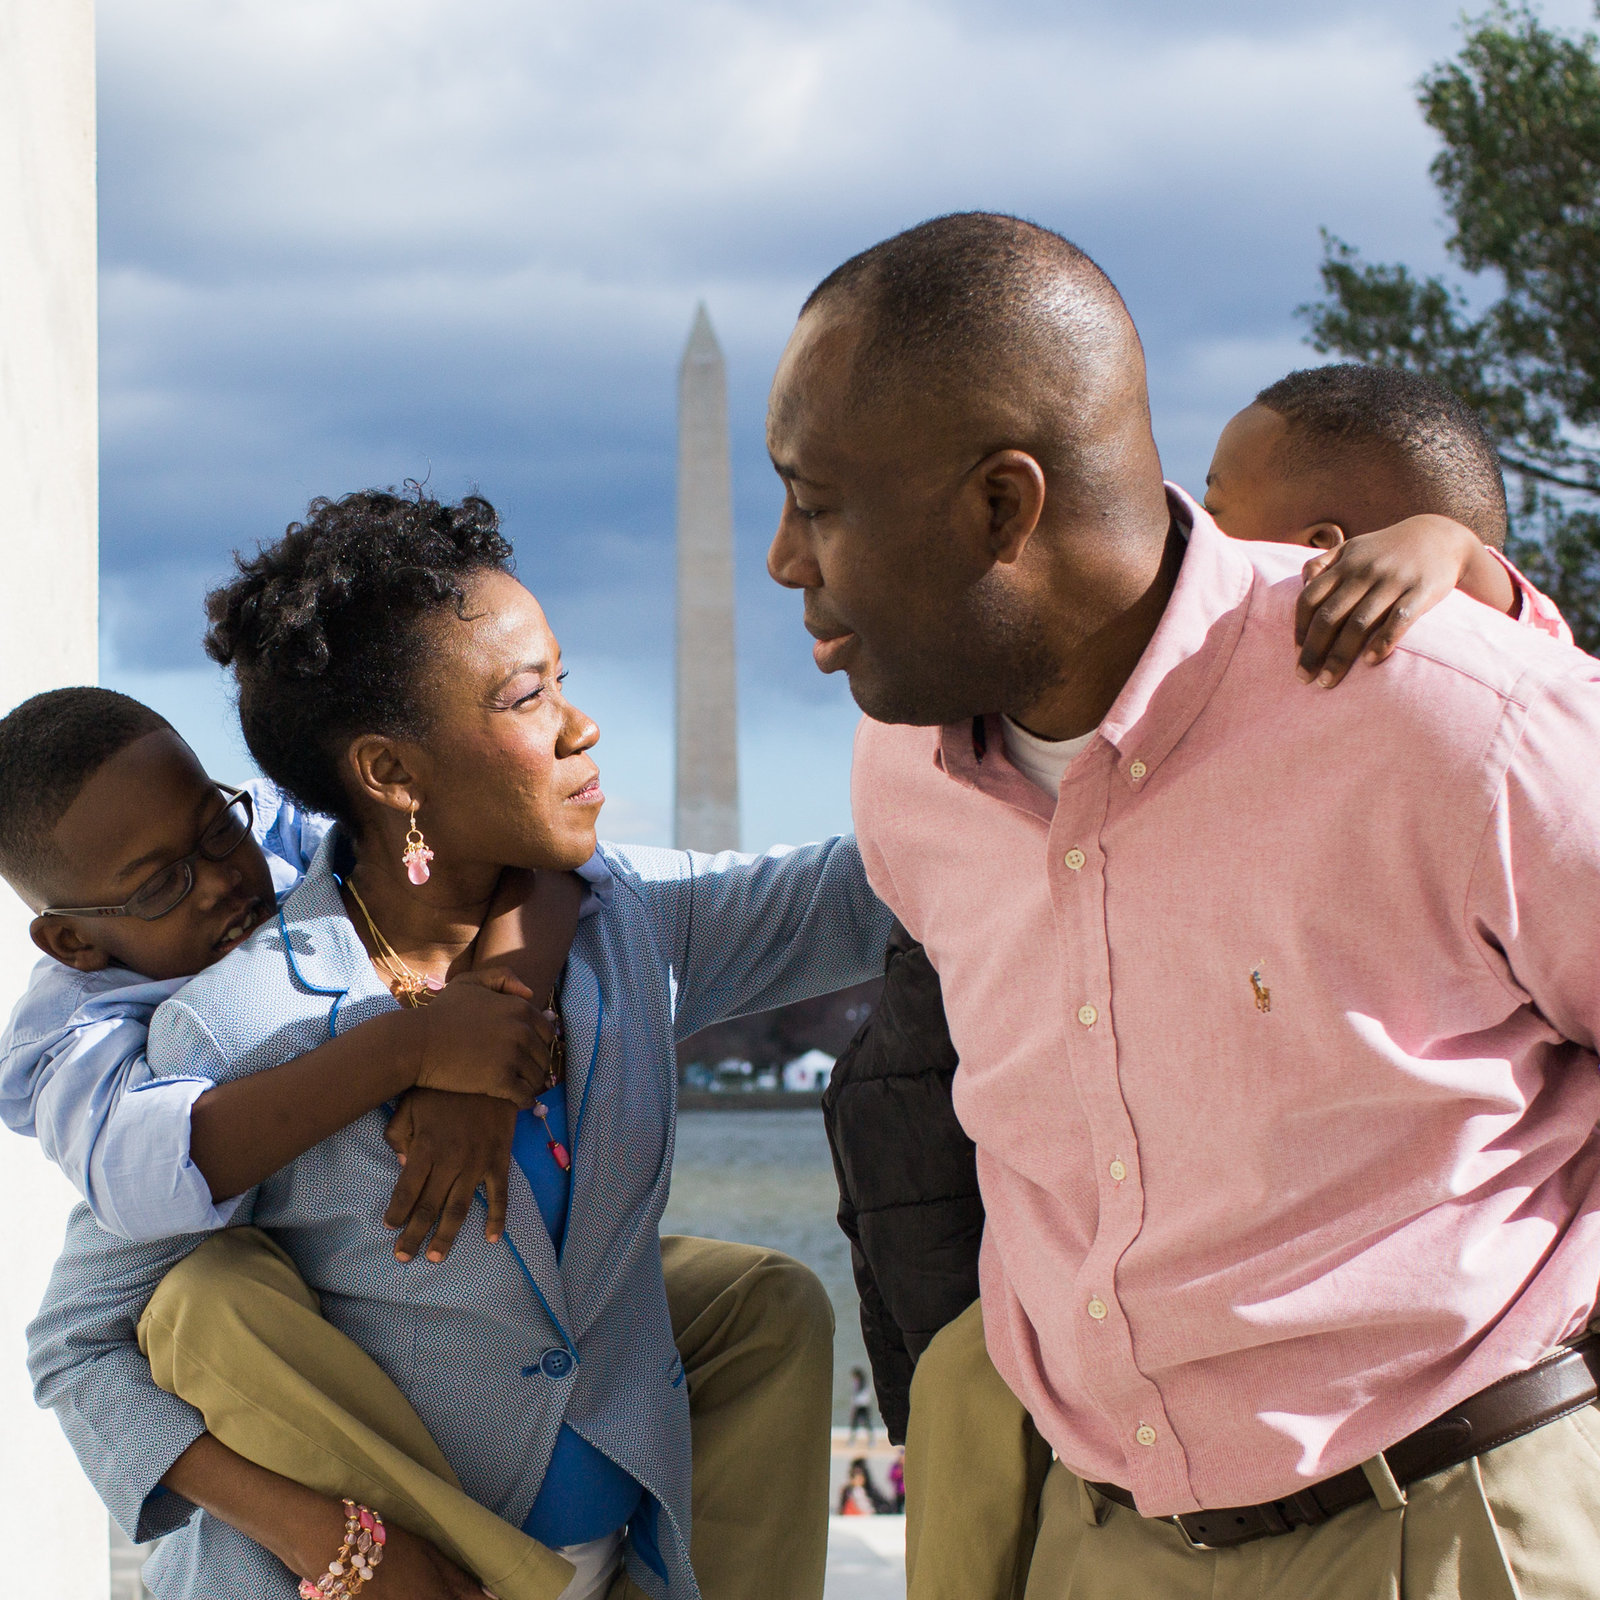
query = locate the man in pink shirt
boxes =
[767,211,1600,1596]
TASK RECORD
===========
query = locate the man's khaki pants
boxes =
[904,1300,1600,1600]
[903,1298,1050,1600]
[138,1229,834,1600]
[1024,1403,1600,1600]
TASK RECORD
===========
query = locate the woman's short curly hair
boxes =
[204,488,514,823]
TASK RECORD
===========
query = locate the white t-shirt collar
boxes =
[1000,716,1098,796]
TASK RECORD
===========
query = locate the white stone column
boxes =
[0,0,109,1594]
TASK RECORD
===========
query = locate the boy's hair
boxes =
[1254,364,1508,547]
[0,688,171,900]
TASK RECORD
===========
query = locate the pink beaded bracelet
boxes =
[299,1500,387,1599]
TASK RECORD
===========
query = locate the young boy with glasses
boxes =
[4,680,840,1600]
[0,686,574,1254]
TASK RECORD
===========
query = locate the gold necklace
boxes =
[345,877,569,1095]
[345,879,442,1007]
[544,993,567,1088]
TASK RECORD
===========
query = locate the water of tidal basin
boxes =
[661,1107,874,1429]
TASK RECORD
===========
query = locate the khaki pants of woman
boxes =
[904,1300,1600,1600]
[137,1229,834,1600]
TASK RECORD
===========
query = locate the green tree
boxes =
[1301,2,1600,647]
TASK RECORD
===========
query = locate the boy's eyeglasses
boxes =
[42,786,256,922]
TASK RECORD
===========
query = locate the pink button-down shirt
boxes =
[853,491,1600,1514]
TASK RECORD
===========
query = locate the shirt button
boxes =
[1109,1159,1128,1182]
[1077,1003,1098,1027]
[539,1348,573,1378]
[1129,759,1147,781]
[1136,1423,1158,1447]
[1087,1297,1108,1321]
[1064,848,1086,871]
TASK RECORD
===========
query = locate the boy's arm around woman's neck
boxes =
[186,869,584,1204]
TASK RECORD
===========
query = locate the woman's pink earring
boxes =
[402,804,434,886]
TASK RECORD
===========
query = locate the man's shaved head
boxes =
[768,213,1177,733]
[796,212,1157,512]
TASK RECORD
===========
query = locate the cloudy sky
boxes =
[96,0,1599,849]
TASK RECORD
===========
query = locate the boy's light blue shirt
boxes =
[0,781,331,1240]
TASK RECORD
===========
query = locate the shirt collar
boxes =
[274,829,384,1002]
[938,484,1255,796]
[575,849,613,920]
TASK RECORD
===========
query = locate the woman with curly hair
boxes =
[30,489,891,1600]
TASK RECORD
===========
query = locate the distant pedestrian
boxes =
[888,1448,905,1514]
[838,1458,889,1517]
[847,1366,875,1444]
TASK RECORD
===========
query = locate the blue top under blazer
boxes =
[28,831,892,1600]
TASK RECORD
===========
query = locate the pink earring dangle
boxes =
[402,803,434,886]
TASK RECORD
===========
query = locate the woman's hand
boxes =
[283,1492,494,1599]
[162,1435,497,1598]
[384,1089,517,1263]
[413,969,557,1107]
[1294,514,1501,687]
[361,1520,498,1599]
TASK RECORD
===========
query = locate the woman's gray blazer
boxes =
[28,832,892,1600]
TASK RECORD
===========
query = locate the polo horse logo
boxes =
[1249,965,1271,1013]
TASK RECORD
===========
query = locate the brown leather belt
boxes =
[1090,1333,1600,1550]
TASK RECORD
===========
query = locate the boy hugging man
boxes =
[826,361,1575,1600]
[1205,362,1570,672]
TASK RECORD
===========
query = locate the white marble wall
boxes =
[0,0,109,1593]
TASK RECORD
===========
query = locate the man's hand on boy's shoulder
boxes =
[1294,515,1506,688]
[383,1089,517,1265]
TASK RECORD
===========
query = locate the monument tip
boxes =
[683,301,722,366]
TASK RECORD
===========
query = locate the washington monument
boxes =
[674,304,741,852]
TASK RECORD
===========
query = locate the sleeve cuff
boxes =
[136,1481,201,1544]
[93,1076,241,1241]
[55,1360,208,1543]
